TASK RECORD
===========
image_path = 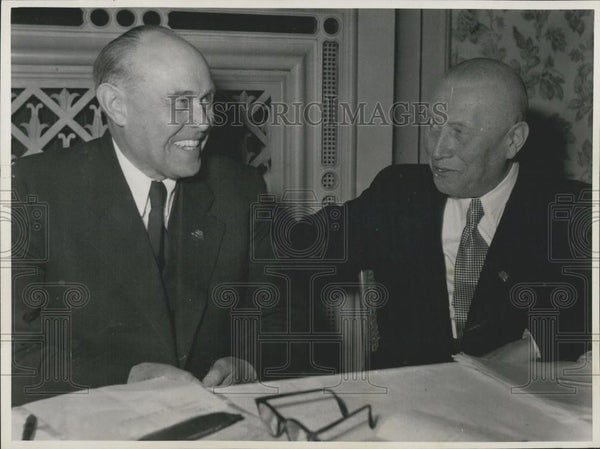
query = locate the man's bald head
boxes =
[92,25,199,89]
[444,58,528,125]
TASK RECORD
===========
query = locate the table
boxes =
[210,355,592,441]
[12,354,592,442]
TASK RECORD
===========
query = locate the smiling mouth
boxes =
[173,139,201,151]
[431,165,455,175]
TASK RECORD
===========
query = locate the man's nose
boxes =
[191,99,212,132]
[428,126,452,160]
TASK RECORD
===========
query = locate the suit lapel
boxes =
[484,173,530,272]
[80,135,177,357]
[164,177,225,365]
[480,173,529,287]
[429,187,453,338]
[416,184,449,308]
[465,171,530,333]
[431,187,448,273]
[391,172,452,347]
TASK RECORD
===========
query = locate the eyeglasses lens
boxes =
[285,420,310,441]
[258,403,280,436]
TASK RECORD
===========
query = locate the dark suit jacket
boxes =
[307,164,591,370]
[11,133,275,405]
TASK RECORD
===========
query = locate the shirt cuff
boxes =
[523,328,541,360]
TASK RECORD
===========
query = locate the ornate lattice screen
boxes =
[12,86,104,159]
[11,83,272,183]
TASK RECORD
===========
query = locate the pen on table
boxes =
[22,414,37,440]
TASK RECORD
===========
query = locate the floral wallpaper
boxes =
[451,10,593,183]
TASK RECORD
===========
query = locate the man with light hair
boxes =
[12,26,277,405]
[308,58,590,370]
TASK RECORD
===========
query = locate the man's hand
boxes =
[127,362,200,384]
[201,357,257,387]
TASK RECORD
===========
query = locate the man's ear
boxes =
[505,121,529,159]
[96,83,127,126]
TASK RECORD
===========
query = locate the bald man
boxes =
[12,26,276,405]
[309,58,590,370]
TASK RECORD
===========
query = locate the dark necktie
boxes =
[148,181,167,272]
[453,198,488,338]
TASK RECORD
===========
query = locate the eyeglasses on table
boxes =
[255,388,375,441]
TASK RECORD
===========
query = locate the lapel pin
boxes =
[498,271,509,282]
[191,229,204,241]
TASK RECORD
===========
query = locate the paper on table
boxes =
[12,376,231,440]
[377,410,517,441]
[376,359,591,441]
[453,352,593,387]
[453,352,593,414]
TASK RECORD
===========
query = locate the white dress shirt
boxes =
[442,163,519,338]
[113,140,177,229]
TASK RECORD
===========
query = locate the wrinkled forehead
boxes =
[432,79,514,126]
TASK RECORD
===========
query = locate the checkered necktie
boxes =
[453,198,488,338]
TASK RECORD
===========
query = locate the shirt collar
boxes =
[112,139,177,217]
[479,162,519,227]
[448,162,519,228]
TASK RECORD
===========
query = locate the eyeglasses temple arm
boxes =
[322,388,349,416]
[254,388,327,404]
[314,404,375,435]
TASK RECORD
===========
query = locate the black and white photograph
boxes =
[1,0,597,445]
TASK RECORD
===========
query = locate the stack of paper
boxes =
[12,377,231,440]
